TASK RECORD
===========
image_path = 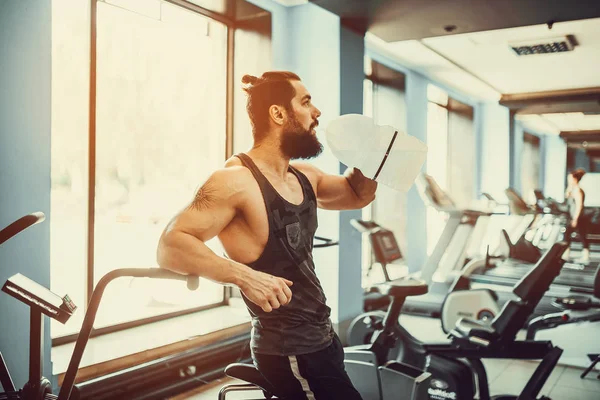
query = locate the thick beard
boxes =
[280,113,323,160]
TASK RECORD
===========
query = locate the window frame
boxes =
[51,0,243,346]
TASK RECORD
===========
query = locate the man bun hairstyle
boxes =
[242,71,301,140]
[241,75,259,85]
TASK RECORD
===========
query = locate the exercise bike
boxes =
[343,241,568,400]
[347,218,500,352]
[0,212,199,400]
[218,242,567,399]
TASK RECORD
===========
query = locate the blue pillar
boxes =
[337,26,365,336]
[0,0,52,389]
[404,72,429,273]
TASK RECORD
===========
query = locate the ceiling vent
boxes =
[510,35,576,56]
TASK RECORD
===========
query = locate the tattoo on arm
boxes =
[190,179,217,211]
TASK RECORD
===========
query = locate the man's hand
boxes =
[347,168,378,198]
[571,220,578,228]
[239,270,294,312]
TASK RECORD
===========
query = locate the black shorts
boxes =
[252,333,363,400]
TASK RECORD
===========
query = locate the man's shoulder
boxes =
[210,156,249,178]
[204,157,255,195]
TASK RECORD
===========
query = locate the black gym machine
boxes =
[219,241,569,399]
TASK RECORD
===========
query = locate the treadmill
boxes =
[468,188,599,317]
[399,174,495,318]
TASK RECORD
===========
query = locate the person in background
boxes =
[562,168,590,263]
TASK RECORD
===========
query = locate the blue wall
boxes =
[0,0,52,389]
[338,26,366,325]
[403,73,429,272]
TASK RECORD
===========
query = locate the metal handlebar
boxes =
[58,268,198,400]
[0,212,45,246]
[314,236,339,248]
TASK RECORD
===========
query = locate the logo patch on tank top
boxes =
[286,221,302,249]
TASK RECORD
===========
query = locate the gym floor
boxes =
[172,315,600,400]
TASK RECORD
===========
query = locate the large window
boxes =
[51,0,92,340]
[361,57,407,286]
[50,0,265,342]
[426,85,475,254]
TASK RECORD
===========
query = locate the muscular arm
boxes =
[292,162,377,210]
[156,168,250,285]
[157,168,293,312]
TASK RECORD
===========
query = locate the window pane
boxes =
[233,20,272,154]
[93,0,227,328]
[521,133,541,204]
[361,79,374,282]
[447,110,475,208]
[361,79,408,287]
[50,0,90,339]
[426,101,448,255]
[370,83,408,283]
[362,79,374,119]
[427,84,448,106]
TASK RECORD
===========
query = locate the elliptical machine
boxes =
[343,241,568,400]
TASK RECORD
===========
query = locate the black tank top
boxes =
[235,153,333,356]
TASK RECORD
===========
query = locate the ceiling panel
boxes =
[518,113,600,136]
[421,17,600,93]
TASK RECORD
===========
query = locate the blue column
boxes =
[404,72,429,273]
[337,26,365,331]
[0,0,52,389]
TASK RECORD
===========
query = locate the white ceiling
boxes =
[367,16,600,101]
[421,17,600,94]
[423,18,600,93]
[366,16,600,134]
[365,33,503,101]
